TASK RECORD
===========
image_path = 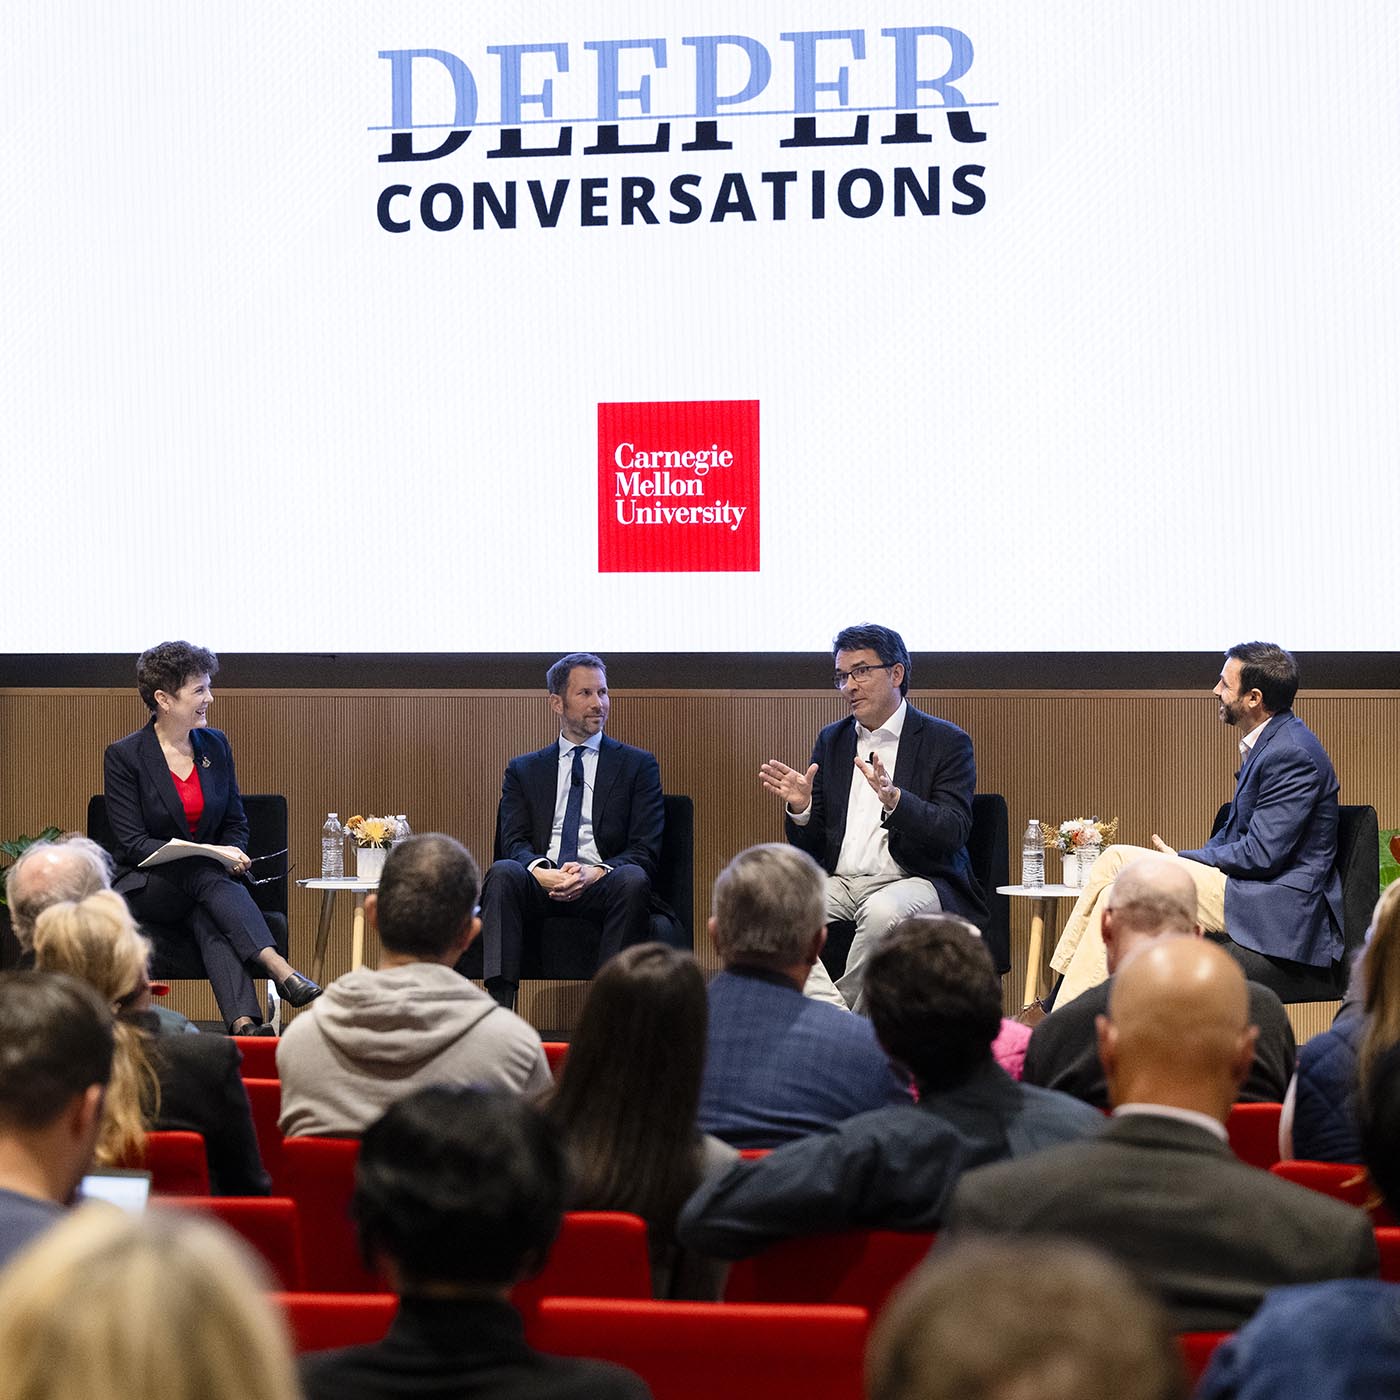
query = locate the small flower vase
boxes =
[1062,846,1095,889]
[355,845,387,882]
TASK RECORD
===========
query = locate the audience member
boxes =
[678,916,1100,1258]
[1024,854,1295,1108]
[546,943,735,1298]
[947,938,1377,1330]
[5,832,195,1034]
[279,834,549,1136]
[34,891,269,1194]
[5,836,113,960]
[867,1238,1187,1400]
[696,844,910,1148]
[0,972,113,1270]
[0,1207,299,1400]
[301,1085,650,1400]
[1199,1037,1400,1398]
[1284,881,1400,1161]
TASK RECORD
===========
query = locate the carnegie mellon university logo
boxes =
[597,401,759,572]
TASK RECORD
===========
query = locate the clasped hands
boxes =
[759,755,901,814]
[533,862,606,902]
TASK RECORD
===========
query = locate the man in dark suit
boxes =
[948,937,1377,1332]
[477,653,664,1010]
[760,623,985,1011]
[1051,641,1344,1006]
[1024,854,1295,1107]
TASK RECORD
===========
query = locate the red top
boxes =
[171,765,204,832]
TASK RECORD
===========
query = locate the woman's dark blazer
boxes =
[104,721,249,890]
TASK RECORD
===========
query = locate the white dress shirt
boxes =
[1239,715,1271,765]
[834,699,908,877]
[545,731,605,867]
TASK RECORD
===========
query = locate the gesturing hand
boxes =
[759,760,819,814]
[1150,834,1178,857]
[855,752,901,812]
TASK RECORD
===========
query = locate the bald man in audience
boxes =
[947,938,1376,1331]
[1023,855,1294,1108]
[5,837,112,961]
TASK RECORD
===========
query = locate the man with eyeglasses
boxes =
[761,624,987,1012]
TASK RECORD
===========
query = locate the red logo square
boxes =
[598,400,759,573]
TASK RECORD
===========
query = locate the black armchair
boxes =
[86,793,290,979]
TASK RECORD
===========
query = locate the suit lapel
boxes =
[891,704,925,789]
[190,731,222,841]
[526,744,562,851]
[592,737,621,823]
[139,722,190,836]
[827,720,858,848]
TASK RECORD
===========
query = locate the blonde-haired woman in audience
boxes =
[33,891,269,1194]
[33,892,155,1167]
[1283,880,1400,1161]
[0,1206,299,1400]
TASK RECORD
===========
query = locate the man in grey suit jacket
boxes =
[948,937,1376,1332]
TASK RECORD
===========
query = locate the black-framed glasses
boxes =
[833,663,891,689]
[241,848,293,885]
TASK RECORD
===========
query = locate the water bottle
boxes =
[394,815,411,845]
[321,812,344,879]
[1021,819,1045,888]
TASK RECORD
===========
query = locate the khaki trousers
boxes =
[1048,844,1227,1009]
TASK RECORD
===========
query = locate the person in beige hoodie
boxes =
[278,835,549,1138]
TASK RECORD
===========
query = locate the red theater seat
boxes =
[241,1076,286,1193]
[274,1292,398,1352]
[529,1298,869,1400]
[233,1034,280,1079]
[1376,1228,1400,1282]
[281,1136,387,1292]
[137,1130,211,1196]
[1225,1102,1283,1170]
[543,1041,569,1078]
[158,1195,304,1288]
[511,1212,653,1319]
[1178,1330,1232,1384]
[724,1229,935,1311]
[1269,1160,1398,1225]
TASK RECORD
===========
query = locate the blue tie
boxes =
[558,745,586,865]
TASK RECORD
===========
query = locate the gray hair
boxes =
[712,844,825,968]
[6,838,114,953]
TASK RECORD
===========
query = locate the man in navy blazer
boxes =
[475,653,664,1009]
[1051,641,1344,1006]
[760,624,986,1012]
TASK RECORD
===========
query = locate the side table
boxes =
[996,884,1082,1012]
[298,877,380,984]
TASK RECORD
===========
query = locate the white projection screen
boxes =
[4,1,1397,656]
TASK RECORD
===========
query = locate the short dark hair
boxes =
[354,1086,567,1288]
[546,653,606,696]
[135,641,219,712]
[0,971,114,1129]
[864,916,1002,1091]
[373,834,480,959]
[1225,641,1299,713]
[832,624,911,696]
[1360,1040,1400,1215]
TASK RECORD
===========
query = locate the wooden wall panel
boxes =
[3,687,1396,1018]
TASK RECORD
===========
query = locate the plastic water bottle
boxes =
[1021,819,1045,888]
[321,813,344,879]
[394,815,411,845]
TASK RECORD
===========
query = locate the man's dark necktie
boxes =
[558,745,585,865]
